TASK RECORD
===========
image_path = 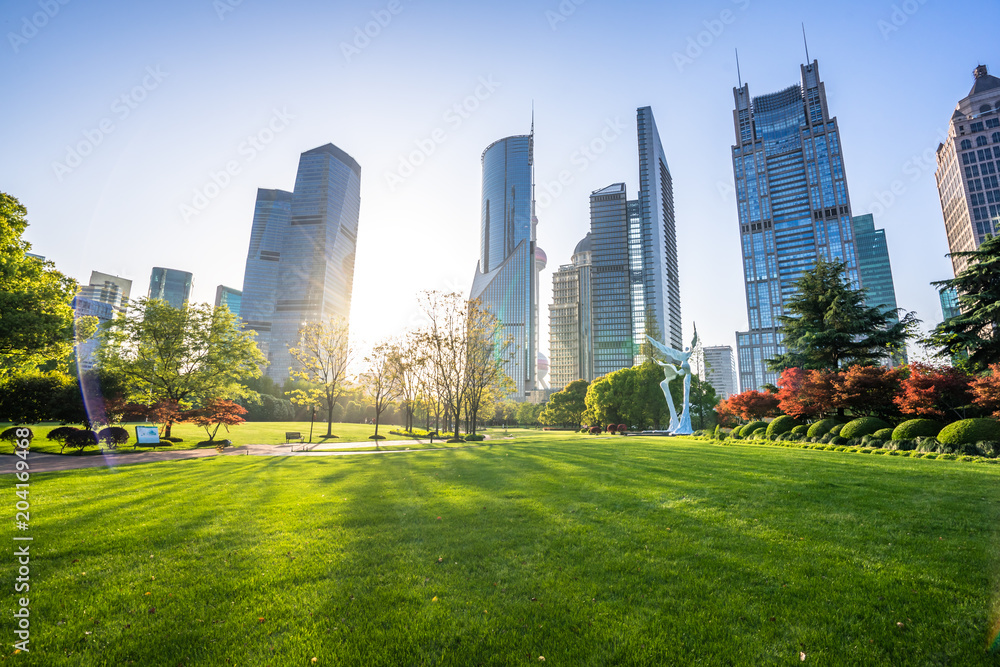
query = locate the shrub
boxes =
[860,434,882,448]
[369,435,387,440]
[618,424,627,434]
[765,415,796,440]
[743,421,767,438]
[807,419,839,438]
[915,437,939,453]
[830,436,846,446]
[465,434,485,442]
[163,436,184,443]
[752,429,767,440]
[975,441,998,458]
[0,427,32,444]
[873,428,894,440]
[65,429,98,453]
[840,417,891,440]
[937,419,1000,447]
[730,426,743,440]
[829,424,845,437]
[97,426,129,449]
[607,424,617,434]
[892,419,943,441]
[845,437,864,448]
[446,438,464,443]
[589,426,600,435]
[791,425,809,437]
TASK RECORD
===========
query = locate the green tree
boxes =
[362,340,403,442]
[584,362,673,430]
[924,235,1000,372]
[286,316,354,438]
[688,375,719,430]
[539,379,589,427]
[463,299,514,435]
[0,193,79,376]
[97,298,264,437]
[767,259,918,372]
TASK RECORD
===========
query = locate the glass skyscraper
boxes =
[733,59,860,391]
[549,233,592,390]
[214,285,242,317]
[240,144,361,382]
[590,183,635,376]
[470,131,542,401]
[148,267,193,309]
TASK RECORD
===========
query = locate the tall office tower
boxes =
[702,345,737,399]
[635,106,682,352]
[240,144,361,382]
[214,285,242,317]
[732,59,860,391]
[939,286,961,321]
[470,130,542,401]
[78,271,132,315]
[934,65,1000,276]
[589,184,636,376]
[148,267,193,308]
[549,233,593,390]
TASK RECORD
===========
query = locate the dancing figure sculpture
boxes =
[646,329,699,435]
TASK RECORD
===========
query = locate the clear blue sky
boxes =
[2,0,997,360]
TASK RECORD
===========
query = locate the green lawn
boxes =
[0,421,420,455]
[6,432,1000,665]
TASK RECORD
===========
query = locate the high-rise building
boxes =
[549,233,593,390]
[470,130,542,401]
[939,286,961,321]
[240,144,361,382]
[935,64,1000,276]
[732,59,860,391]
[590,183,636,377]
[214,285,242,317]
[851,213,905,365]
[702,346,737,399]
[73,271,132,372]
[148,267,193,309]
[635,106,682,352]
[78,270,131,315]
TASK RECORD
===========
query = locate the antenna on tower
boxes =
[735,48,742,88]
[802,23,810,63]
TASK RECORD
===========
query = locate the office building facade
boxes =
[214,285,242,317]
[589,184,636,376]
[240,144,361,382]
[470,131,543,401]
[733,59,860,391]
[148,267,193,309]
[549,234,593,391]
[79,271,131,315]
[935,64,1000,276]
[702,345,737,399]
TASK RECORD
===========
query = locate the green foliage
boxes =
[840,417,891,439]
[830,435,847,446]
[891,419,943,441]
[97,426,129,448]
[0,371,77,424]
[872,428,894,440]
[0,426,31,443]
[807,419,839,438]
[464,434,485,441]
[515,402,545,426]
[937,419,1000,446]
[767,259,917,372]
[765,415,796,439]
[925,236,1000,372]
[791,424,809,437]
[742,421,767,438]
[540,379,588,427]
[829,423,846,437]
[584,362,673,430]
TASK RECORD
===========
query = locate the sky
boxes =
[2,0,998,368]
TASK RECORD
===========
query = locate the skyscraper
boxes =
[148,267,193,308]
[79,270,131,315]
[733,59,860,391]
[549,233,593,390]
[214,285,242,317]
[240,144,361,382]
[74,271,132,372]
[590,183,635,377]
[702,346,737,399]
[939,286,961,322]
[851,213,905,365]
[934,64,1000,276]
[470,130,542,401]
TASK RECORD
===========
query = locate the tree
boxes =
[0,372,76,424]
[689,375,719,430]
[894,363,974,420]
[394,333,424,432]
[924,235,1000,371]
[0,193,79,376]
[183,398,248,442]
[584,362,673,430]
[714,398,739,428]
[726,389,780,422]
[970,364,1000,418]
[362,340,403,442]
[833,364,904,419]
[540,379,589,427]
[463,299,514,436]
[286,316,354,438]
[767,259,918,372]
[418,291,474,440]
[97,298,264,437]
[776,367,835,421]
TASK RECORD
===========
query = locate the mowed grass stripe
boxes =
[9,434,1000,666]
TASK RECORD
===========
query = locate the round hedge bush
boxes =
[840,417,890,439]
[807,419,839,438]
[742,421,767,438]
[791,424,809,437]
[891,419,942,441]
[765,415,796,440]
[465,434,485,441]
[829,423,846,437]
[873,428,894,440]
[937,419,1000,446]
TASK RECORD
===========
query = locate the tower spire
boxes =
[802,23,810,63]
[735,48,742,88]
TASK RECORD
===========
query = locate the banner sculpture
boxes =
[646,328,699,436]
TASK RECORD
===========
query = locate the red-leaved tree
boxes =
[833,365,904,419]
[714,398,738,427]
[726,389,780,422]
[777,368,838,420]
[183,398,247,442]
[894,363,973,420]
[970,364,1000,418]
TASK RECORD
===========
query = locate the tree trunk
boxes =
[326,395,335,436]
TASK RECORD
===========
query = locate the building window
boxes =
[978,136,989,147]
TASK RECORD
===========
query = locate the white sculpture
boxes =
[646,329,699,436]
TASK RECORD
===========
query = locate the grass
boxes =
[0,421,421,455]
[6,432,1000,665]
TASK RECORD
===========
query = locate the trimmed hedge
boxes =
[873,428,894,440]
[765,415,796,440]
[892,419,943,441]
[465,434,485,441]
[742,421,767,438]
[937,419,1000,446]
[791,424,809,436]
[840,417,890,439]
[807,419,839,438]
[829,424,846,437]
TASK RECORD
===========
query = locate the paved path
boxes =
[0,439,496,474]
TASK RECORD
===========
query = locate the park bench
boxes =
[285,432,304,444]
